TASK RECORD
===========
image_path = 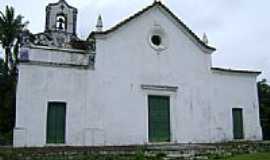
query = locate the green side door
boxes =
[47,102,66,144]
[232,108,244,139]
[148,96,170,142]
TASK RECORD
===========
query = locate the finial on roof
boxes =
[96,14,103,32]
[202,33,208,44]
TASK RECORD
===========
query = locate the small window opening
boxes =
[151,35,162,46]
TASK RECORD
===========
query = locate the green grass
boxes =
[226,152,270,160]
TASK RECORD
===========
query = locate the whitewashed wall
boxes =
[14,6,262,147]
[25,46,89,66]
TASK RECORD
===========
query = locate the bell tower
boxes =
[45,0,77,35]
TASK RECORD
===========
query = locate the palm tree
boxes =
[0,6,28,74]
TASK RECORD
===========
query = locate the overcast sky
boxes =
[0,0,269,80]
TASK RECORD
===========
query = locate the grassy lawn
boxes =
[226,152,270,160]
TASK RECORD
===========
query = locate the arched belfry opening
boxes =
[56,14,67,31]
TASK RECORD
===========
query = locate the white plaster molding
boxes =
[141,84,178,92]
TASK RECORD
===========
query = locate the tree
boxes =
[0,58,6,86]
[257,79,270,140]
[0,58,13,145]
[0,6,28,74]
[0,6,27,145]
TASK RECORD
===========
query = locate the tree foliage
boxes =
[0,6,28,74]
[257,79,270,140]
[0,59,13,145]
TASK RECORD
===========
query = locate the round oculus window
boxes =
[151,35,162,46]
[148,25,169,52]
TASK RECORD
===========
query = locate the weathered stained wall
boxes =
[209,71,261,142]
[15,64,89,146]
[14,6,262,147]
[24,46,89,66]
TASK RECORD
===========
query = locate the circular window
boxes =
[151,35,162,46]
[148,25,169,52]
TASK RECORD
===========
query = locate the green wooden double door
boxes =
[46,102,66,144]
[148,96,171,142]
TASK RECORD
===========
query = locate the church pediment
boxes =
[88,1,216,54]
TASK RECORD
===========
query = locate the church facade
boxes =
[14,0,262,147]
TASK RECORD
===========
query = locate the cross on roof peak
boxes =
[154,0,164,3]
[58,0,68,4]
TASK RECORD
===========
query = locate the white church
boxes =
[14,0,262,147]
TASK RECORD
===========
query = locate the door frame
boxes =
[142,86,178,144]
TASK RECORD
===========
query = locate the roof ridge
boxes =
[211,67,261,74]
[90,1,156,35]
